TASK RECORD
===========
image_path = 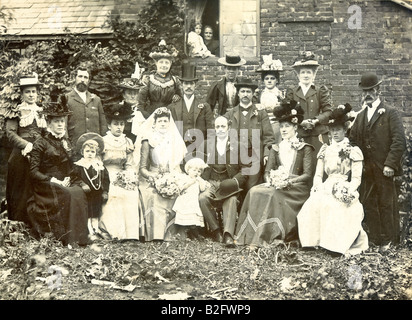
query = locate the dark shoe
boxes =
[224,233,235,248]
[212,229,223,243]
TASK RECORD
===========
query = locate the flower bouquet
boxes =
[268,166,291,189]
[332,181,356,205]
[152,171,182,199]
[113,170,139,191]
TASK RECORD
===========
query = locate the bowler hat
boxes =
[218,54,246,67]
[234,77,258,92]
[213,179,243,201]
[75,132,105,154]
[358,72,382,90]
[178,62,198,82]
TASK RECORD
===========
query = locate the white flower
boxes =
[253,110,258,117]
[329,119,335,124]
[198,104,204,109]
[158,39,166,46]
[378,108,385,114]
[291,109,297,115]
[291,117,298,124]
[337,104,345,109]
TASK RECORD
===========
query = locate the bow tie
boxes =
[367,103,373,108]
[240,107,250,113]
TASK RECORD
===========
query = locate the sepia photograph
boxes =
[0,0,411,305]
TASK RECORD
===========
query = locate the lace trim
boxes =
[149,74,175,89]
[18,104,47,128]
[74,158,105,171]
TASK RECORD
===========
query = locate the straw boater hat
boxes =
[358,72,382,90]
[178,61,198,82]
[328,103,355,127]
[291,51,320,69]
[217,54,246,67]
[149,40,179,61]
[41,87,72,118]
[16,72,43,88]
[75,132,105,154]
[234,77,258,92]
[104,101,134,121]
[273,99,304,124]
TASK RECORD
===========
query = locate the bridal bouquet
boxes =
[113,170,139,191]
[268,166,291,190]
[332,181,356,205]
[152,171,182,199]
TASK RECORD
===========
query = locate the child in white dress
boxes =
[172,158,210,239]
[187,22,214,59]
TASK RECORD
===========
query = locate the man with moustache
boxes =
[224,77,276,191]
[66,66,107,149]
[169,62,214,151]
[206,55,246,116]
[349,72,406,252]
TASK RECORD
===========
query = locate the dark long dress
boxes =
[235,141,314,246]
[5,105,47,225]
[27,131,89,246]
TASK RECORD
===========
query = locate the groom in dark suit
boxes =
[169,61,214,152]
[350,72,406,251]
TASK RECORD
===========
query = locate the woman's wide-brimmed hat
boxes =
[149,40,179,61]
[273,99,304,124]
[41,87,72,118]
[291,51,320,69]
[178,62,198,82]
[16,72,43,88]
[213,179,243,201]
[234,77,258,92]
[328,103,355,126]
[104,101,134,121]
[358,72,382,90]
[119,78,143,90]
[218,54,246,67]
[75,132,104,154]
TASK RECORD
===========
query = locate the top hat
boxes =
[328,103,355,127]
[16,72,43,88]
[273,99,304,124]
[218,54,246,67]
[41,87,72,118]
[75,132,105,154]
[149,40,179,61]
[104,101,134,121]
[234,77,258,92]
[292,51,320,69]
[178,62,198,82]
[213,179,243,201]
[359,72,382,90]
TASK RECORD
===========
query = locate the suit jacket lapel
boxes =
[193,96,201,121]
[369,102,384,128]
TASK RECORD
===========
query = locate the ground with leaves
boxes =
[0,219,411,301]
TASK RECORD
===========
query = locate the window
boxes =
[185,0,259,58]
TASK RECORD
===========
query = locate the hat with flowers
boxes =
[149,40,179,61]
[328,103,355,126]
[273,99,304,124]
[104,101,134,121]
[292,51,320,69]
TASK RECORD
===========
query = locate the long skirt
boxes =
[297,178,369,255]
[235,182,310,247]
[27,182,89,246]
[99,185,142,240]
[6,150,33,225]
[139,179,179,241]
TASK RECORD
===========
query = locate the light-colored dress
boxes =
[297,138,369,255]
[258,87,282,144]
[99,131,141,240]
[187,31,212,57]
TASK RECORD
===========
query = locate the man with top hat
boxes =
[66,65,107,150]
[224,77,276,191]
[169,61,214,151]
[349,72,406,251]
[206,54,246,116]
[198,116,249,247]
[286,51,332,164]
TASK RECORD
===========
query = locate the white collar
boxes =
[74,157,104,171]
[364,98,381,110]
[74,88,87,101]
[184,95,195,107]
[47,127,66,139]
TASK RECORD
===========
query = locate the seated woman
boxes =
[27,92,89,246]
[98,102,141,240]
[139,107,187,241]
[297,104,369,256]
[234,100,314,249]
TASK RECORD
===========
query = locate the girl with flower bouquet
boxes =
[298,104,369,256]
[235,100,315,248]
[172,157,210,240]
[98,102,141,240]
[71,133,110,241]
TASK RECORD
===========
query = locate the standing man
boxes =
[206,54,246,116]
[350,72,406,251]
[169,62,214,152]
[66,66,107,148]
[224,77,276,191]
[198,116,249,247]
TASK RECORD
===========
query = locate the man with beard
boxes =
[224,77,276,192]
[349,72,406,252]
[66,66,107,150]
[169,62,214,152]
